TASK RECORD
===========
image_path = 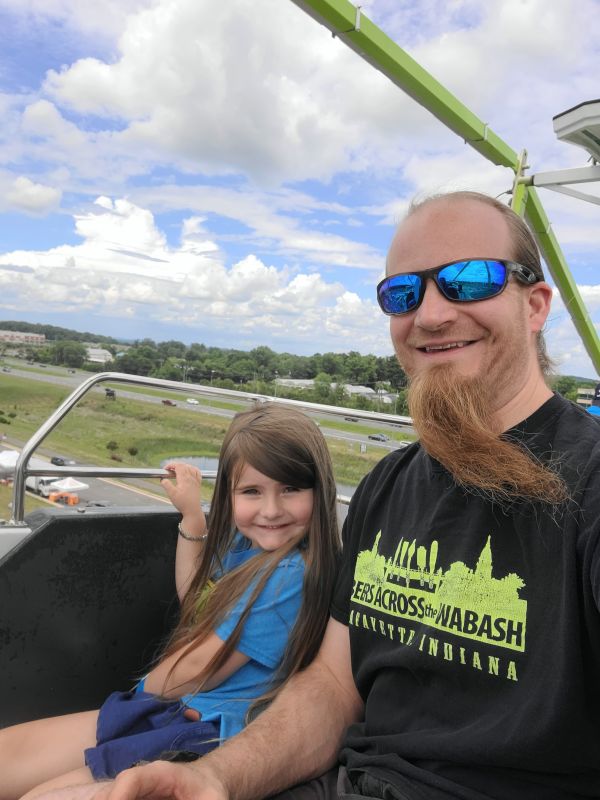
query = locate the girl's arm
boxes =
[105,619,363,800]
[144,632,249,697]
[161,462,207,602]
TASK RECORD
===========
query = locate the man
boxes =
[55,192,600,799]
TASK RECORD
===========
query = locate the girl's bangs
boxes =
[230,435,315,490]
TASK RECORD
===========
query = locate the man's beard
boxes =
[407,364,568,506]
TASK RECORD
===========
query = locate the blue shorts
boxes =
[84,690,220,780]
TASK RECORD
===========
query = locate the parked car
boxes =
[368,432,390,442]
[186,398,200,405]
[50,456,76,467]
[161,399,177,406]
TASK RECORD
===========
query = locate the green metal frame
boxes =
[290,0,600,374]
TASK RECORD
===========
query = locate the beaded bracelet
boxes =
[178,521,208,542]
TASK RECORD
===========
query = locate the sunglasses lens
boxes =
[378,274,421,314]
[378,260,511,315]
[437,260,507,301]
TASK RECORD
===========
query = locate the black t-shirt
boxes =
[331,394,600,799]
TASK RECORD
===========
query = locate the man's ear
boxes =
[527,281,553,334]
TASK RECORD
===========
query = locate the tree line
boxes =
[3,321,593,411]
[107,340,409,412]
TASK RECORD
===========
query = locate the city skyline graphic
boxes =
[352,533,527,652]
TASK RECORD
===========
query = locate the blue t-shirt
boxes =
[180,535,305,740]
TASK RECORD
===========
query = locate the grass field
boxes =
[0,372,411,489]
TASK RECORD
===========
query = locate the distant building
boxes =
[0,330,45,345]
[273,378,396,406]
[339,384,377,398]
[577,387,593,408]
[577,384,600,409]
[86,347,113,364]
[274,378,314,390]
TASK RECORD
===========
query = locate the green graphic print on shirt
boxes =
[349,533,526,682]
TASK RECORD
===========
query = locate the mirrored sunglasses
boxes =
[376,258,539,316]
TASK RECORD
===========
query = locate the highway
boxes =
[1,360,414,447]
[1,359,413,520]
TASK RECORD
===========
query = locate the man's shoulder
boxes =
[545,393,600,453]
[353,441,423,499]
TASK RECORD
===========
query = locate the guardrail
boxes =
[4,371,412,524]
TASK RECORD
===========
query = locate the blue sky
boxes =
[0,0,599,376]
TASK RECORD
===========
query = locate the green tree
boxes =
[313,372,332,400]
[228,357,255,383]
[396,388,409,415]
[551,375,578,402]
[158,340,187,359]
[62,342,87,368]
[152,358,185,380]
[251,346,276,372]
[50,340,87,367]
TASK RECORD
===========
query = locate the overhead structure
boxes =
[290,0,600,375]
[553,100,600,162]
[516,101,600,207]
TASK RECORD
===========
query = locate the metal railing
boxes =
[4,372,412,524]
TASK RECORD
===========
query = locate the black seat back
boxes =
[0,507,179,728]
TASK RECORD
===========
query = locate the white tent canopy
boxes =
[0,450,19,468]
[49,477,89,492]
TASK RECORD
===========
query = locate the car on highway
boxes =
[50,456,76,467]
[344,416,358,422]
[161,399,177,406]
[368,432,390,442]
[186,398,200,405]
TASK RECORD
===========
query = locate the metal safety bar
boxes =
[7,371,409,524]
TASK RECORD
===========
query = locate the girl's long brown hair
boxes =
[159,403,341,719]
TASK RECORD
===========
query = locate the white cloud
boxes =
[131,183,385,271]
[25,0,503,184]
[0,197,390,354]
[0,0,598,374]
[0,0,155,40]
[5,1,599,195]
[5,175,62,214]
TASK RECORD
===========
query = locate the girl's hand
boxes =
[161,462,204,521]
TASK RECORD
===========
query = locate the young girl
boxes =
[0,403,340,800]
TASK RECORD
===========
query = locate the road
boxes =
[1,359,415,521]
[1,360,415,447]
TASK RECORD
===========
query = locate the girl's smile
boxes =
[233,464,314,552]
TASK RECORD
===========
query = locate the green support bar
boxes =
[525,188,600,368]
[291,0,600,374]
[291,0,519,168]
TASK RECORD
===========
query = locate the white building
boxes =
[86,347,113,364]
[274,378,314,390]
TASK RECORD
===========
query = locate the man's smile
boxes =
[419,340,473,352]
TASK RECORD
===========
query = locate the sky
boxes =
[0,0,599,377]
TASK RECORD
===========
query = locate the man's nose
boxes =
[414,278,459,329]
